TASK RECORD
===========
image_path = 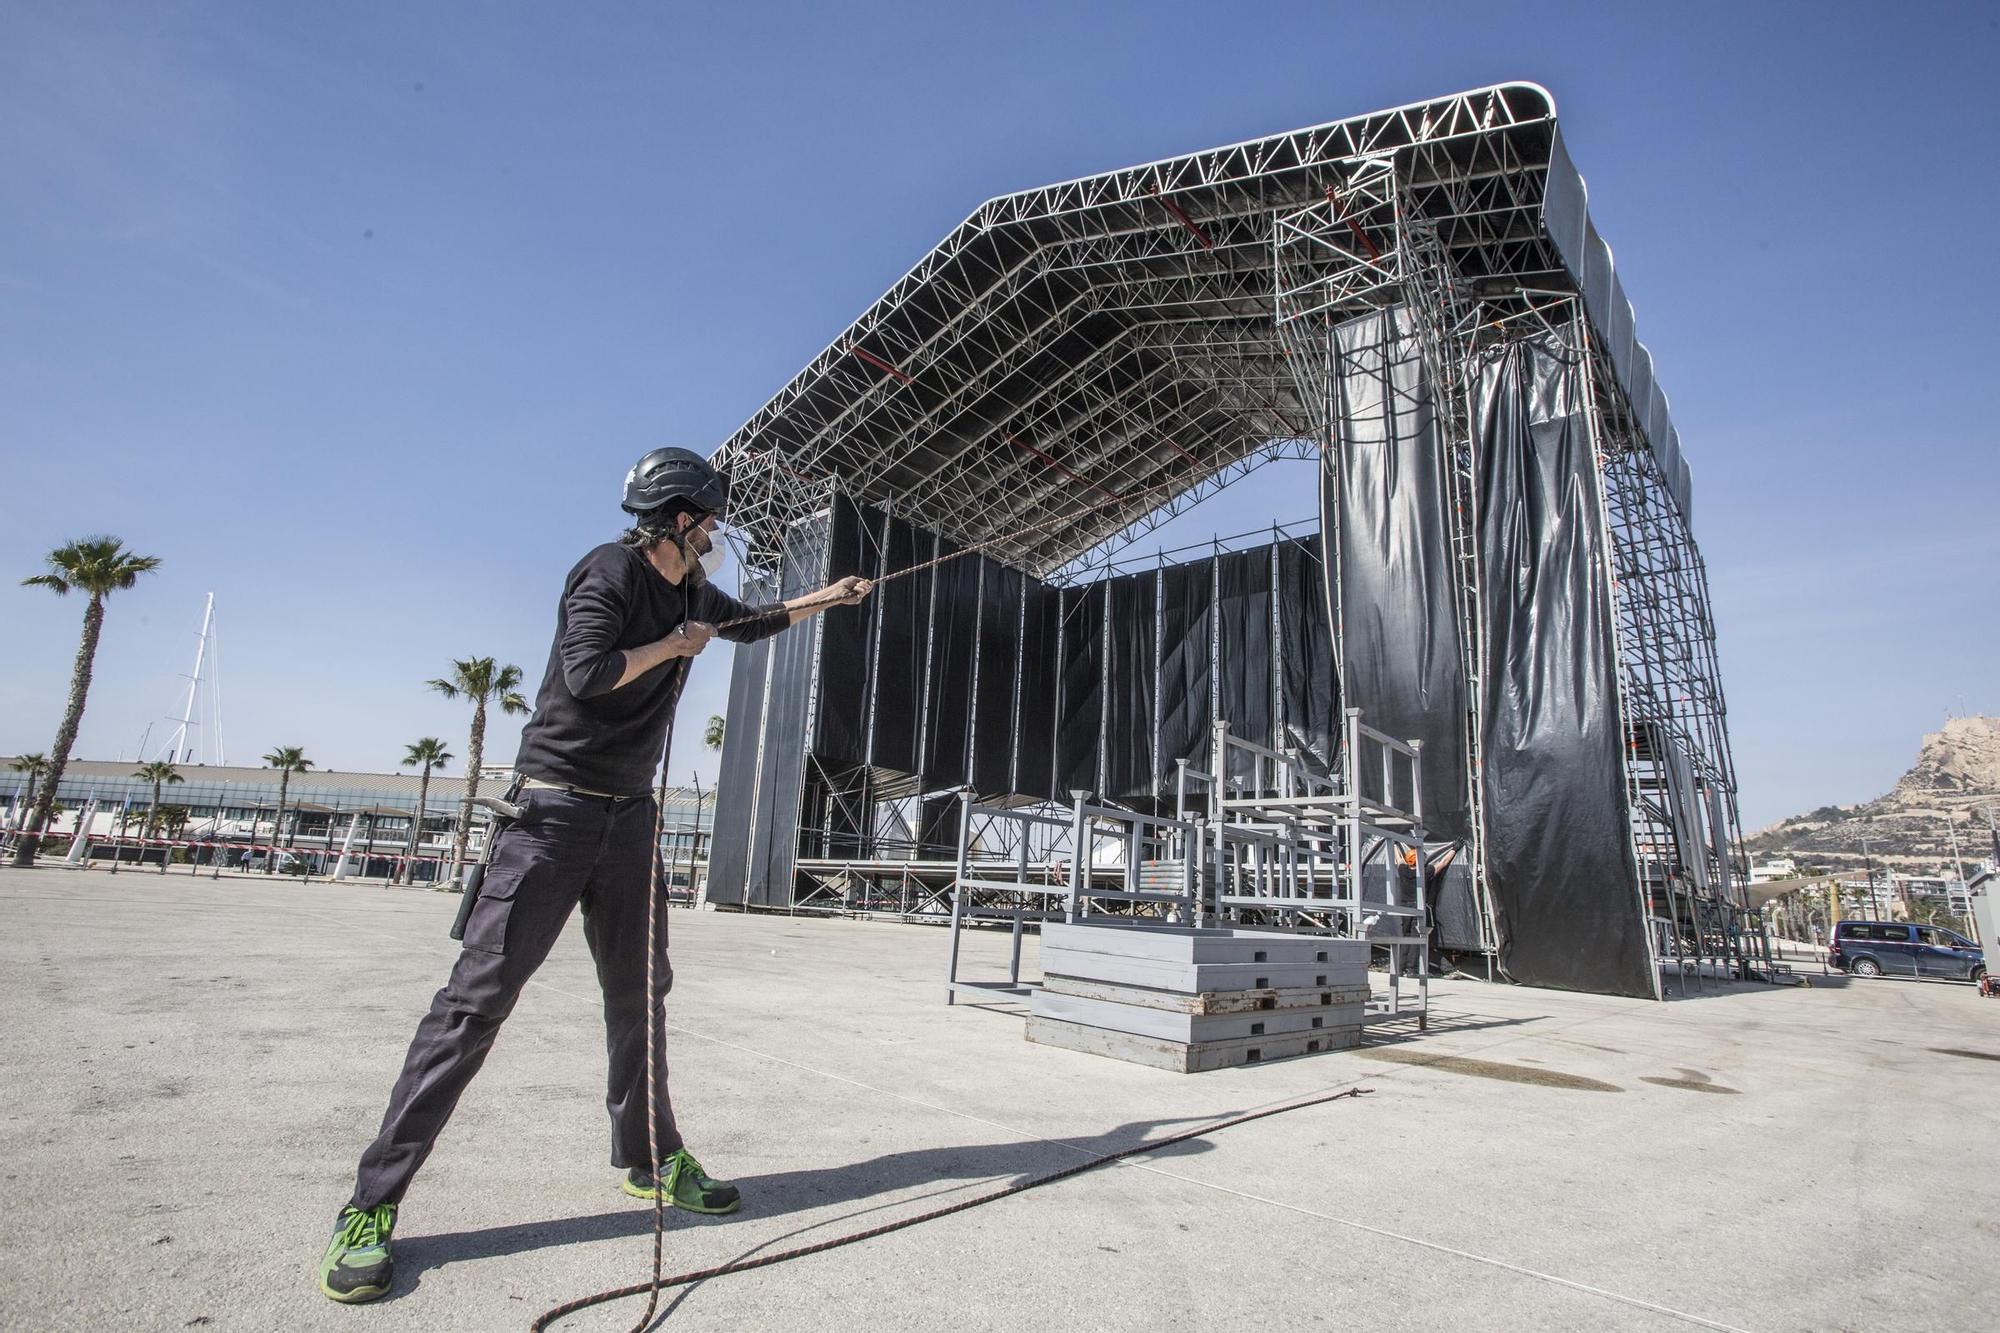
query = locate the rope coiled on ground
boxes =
[533,1084,1372,1330]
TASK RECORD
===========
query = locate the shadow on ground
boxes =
[392,1114,1221,1299]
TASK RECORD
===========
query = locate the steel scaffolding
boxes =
[1579,315,1752,989]
[1272,160,1495,954]
[707,83,1745,999]
[713,85,1566,582]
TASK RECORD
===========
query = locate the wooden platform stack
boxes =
[1026,924,1372,1072]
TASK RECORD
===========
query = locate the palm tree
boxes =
[704,714,726,751]
[399,737,453,885]
[428,657,528,886]
[133,760,184,836]
[9,754,49,832]
[12,538,162,866]
[261,746,313,874]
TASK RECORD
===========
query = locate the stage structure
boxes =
[706,84,1748,1000]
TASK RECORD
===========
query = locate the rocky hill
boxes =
[1744,716,2000,877]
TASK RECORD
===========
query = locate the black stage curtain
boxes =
[1331,306,1470,841]
[1215,546,1273,785]
[706,581,773,907]
[922,538,977,789]
[746,518,827,907]
[1157,557,1214,794]
[972,563,1023,797]
[1277,536,1337,775]
[1104,570,1158,802]
[1014,582,1061,800]
[1476,334,1653,999]
[788,511,1331,816]
[870,515,931,778]
[1056,583,1105,797]
[812,495,880,768]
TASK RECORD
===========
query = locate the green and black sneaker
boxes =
[317,1203,397,1304]
[621,1149,740,1215]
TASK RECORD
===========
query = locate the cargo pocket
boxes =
[462,864,524,956]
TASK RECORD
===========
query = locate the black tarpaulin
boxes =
[812,495,880,768]
[1476,334,1654,1000]
[972,562,1023,796]
[746,498,1348,848]
[706,583,773,907]
[870,515,930,779]
[1156,558,1214,792]
[1056,583,1104,796]
[1277,537,1337,774]
[746,519,828,907]
[1214,546,1273,785]
[1330,306,1470,842]
[1104,571,1158,802]
[1432,860,1483,952]
[1014,582,1061,800]
[922,538,977,788]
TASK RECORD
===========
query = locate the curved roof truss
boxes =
[714,83,1687,576]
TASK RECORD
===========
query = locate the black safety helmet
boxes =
[620,447,729,521]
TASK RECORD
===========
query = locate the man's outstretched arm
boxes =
[606,576,874,691]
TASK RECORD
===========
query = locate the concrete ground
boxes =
[1,867,1995,1333]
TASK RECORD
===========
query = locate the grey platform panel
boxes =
[1026,1015,1363,1073]
[1032,990,1366,1044]
[1042,923,1369,968]
[1041,973,1372,1016]
[1041,948,1367,995]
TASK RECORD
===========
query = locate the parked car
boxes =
[1829,920,1985,982]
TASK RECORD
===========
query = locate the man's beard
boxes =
[673,523,714,581]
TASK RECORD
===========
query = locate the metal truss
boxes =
[1576,311,1750,991]
[711,83,1741,999]
[725,451,838,577]
[714,85,1558,578]
[1272,159,1495,953]
[1200,714,1431,1024]
[1049,438,1319,583]
[941,713,1432,1021]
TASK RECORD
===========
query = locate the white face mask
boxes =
[699,541,727,578]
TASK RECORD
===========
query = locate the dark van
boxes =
[1829,920,1985,982]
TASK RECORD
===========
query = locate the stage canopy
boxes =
[713,82,1690,578]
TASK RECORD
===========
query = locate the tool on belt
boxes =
[449,781,527,942]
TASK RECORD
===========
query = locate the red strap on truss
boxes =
[849,344,913,384]
[740,444,821,486]
[1325,185,1382,263]
[1004,431,1126,504]
[1158,436,1202,468]
[1148,185,1214,251]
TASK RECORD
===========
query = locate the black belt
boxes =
[518,776,647,802]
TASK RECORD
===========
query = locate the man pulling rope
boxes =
[316,448,869,1304]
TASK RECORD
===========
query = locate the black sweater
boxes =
[513,543,786,796]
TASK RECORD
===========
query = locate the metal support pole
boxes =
[1067,793,1088,924]
[945,789,973,1005]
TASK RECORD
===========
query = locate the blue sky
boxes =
[2,1,1995,828]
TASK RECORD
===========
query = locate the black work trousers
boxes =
[350,786,681,1210]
